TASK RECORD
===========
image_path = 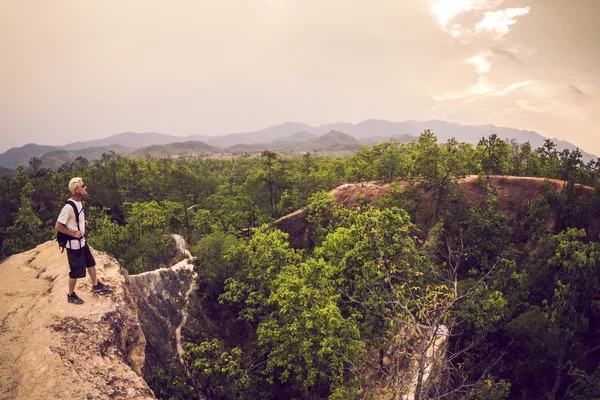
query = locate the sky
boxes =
[1,0,599,155]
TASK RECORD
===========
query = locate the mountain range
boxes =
[0,119,596,170]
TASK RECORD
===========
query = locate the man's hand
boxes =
[73,231,83,239]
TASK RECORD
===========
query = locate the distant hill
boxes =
[129,141,219,158]
[225,143,267,153]
[1,119,597,169]
[38,145,133,169]
[229,130,363,153]
[308,130,361,151]
[205,133,248,148]
[129,144,178,158]
[38,150,72,170]
[345,119,422,139]
[244,122,313,143]
[288,131,317,141]
[360,134,417,146]
[225,131,362,153]
[60,132,186,150]
[0,144,59,169]
[311,122,356,135]
[403,120,596,161]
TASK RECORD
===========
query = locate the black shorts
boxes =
[66,245,96,279]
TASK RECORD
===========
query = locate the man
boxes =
[55,177,110,304]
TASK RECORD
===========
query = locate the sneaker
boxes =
[67,292,84,304]
[92,281,111,293]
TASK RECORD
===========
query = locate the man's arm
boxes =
[55,221,83,238]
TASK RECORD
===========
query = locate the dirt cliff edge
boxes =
[0,241,154,400]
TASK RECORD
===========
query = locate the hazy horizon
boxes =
[2,1,599,154]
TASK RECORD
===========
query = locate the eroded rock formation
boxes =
[126,253,196,378]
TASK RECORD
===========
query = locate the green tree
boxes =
[221,225,301,323]
[182,339,248,400]
[261,150,280,217]
[305,190,349,247]
[256,257,363,396]
[478,134,511,175]
[559,147,583,184]
[372,140,404,182]
[1,182,45,256]
[207,182,259,234]
[347,146,376,182]
[537,139,560,178]
[520,141,541,177]
[544,229,600,400]
[192,232,244,299]
[87,213,126,259]
[415,132,468,220]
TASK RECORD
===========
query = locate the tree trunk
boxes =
[414,356,426,400]
[548,347,566,400]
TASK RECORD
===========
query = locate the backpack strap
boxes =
[66,200,84,245]
[56,201,83,253]
[66,200,81,229]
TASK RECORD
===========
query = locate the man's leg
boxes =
[88,266,98,286]
[68,278,77,295]
[83,245,109,293]
[66,248,85,303]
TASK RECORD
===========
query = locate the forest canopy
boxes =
[1,132,599,399]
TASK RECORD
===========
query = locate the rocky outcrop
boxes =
[0,235,208,399]
[275,176,597,248]
[0,241,154,400]
[117,234,246,386]
[124,233,244,382]
[357,325,449,400]
[126,257,196,377]
[274,182,392,248]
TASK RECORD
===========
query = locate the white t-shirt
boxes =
[57,199,86,250]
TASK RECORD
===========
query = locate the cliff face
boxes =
[0,241,154,400]
[125,235,245,386]
[0,235,227,399]
[126,261,196,378]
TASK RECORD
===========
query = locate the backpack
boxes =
[56,200,82,253]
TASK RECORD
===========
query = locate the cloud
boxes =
[474,7,530,38]
[434,48,535,102]
[515,99,556,114]
[424,104,444,115]
[496,107,523,114]
[429,1,529,41]
[568,84,585,96]
[513,81,600,122]
[485,80,536,96]
[433,78,535,100]
[467,53,492,73]
[434,76,499,100]
[448,24,473,39]
[490,46,525,66]
[435,51,496,99]
[429,0,505,32]
[430,2,532,103]
[427,70,600,156]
